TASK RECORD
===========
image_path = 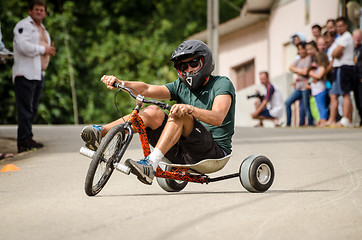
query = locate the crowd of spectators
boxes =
[287,17,362,127]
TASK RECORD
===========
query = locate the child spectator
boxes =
[308,52,330,127]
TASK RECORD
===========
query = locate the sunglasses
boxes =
[178,58,201,71]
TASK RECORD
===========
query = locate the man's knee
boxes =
[141,105,165,129]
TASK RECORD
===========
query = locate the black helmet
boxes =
[170,40,214,91]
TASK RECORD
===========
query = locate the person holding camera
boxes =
[250,71,284,127]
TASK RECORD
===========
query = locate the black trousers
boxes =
[352,78,362,123]
[146,114,226,165]
[14,76,44,147]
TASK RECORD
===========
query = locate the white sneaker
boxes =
[340,117,352,128]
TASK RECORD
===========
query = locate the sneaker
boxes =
[125,157,155,185]
[0,48,13,59]
[81,125,104,151]
[18,138,44,153]
[339,117,352,128]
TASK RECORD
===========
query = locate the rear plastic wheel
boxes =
[239,155,274,193]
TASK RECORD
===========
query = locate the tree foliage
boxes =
[0,0,244,124]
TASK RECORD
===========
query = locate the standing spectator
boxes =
[13,0,56,153]
[306,40,318,59]
[325,30,337,92]
[251,72,284,127]
[328,17,355,127]
[290,32,307,120]
[311,24,322,41]
[324,30,337,52]
[286,42,313,127]
[316,36,326,52]
[353,29,362,126]
[308,52,329,127]
[0,22,13,62]
[326,19,336,34]
[0,24,14,160]
[290,32,307,47]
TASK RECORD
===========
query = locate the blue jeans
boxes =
[285,89,313,126]
[314,90,328,120]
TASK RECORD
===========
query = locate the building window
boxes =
[233,59,255,91]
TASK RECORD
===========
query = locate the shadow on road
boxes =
[93,189,335,198]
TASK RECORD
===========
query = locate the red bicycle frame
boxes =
[127,106,210,184]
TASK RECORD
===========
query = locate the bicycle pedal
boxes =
[115,162,131,175]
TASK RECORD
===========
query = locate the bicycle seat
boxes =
[160,155,232,174]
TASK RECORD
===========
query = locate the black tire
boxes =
[239,155,274,193]
[156,164,188,192]
[84,125,125,196]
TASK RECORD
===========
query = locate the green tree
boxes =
[0,0,244,124]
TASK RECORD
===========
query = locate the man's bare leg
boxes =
[124,111,195,185]
[101,105,165,137]
[155,113,194,155]
[342,94,353,124]
[326,94,338,125]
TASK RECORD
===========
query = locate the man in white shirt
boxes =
[13,0,56,152]
[328,17,355,127]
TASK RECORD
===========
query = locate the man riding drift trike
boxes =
[80,40,274,195]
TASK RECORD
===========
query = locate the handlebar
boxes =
[113,82,172,111]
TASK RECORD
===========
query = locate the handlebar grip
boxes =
[113,82,122,88]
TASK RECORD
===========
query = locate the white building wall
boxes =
[269,0,339,77]
[216,0,340,127]
[218,21,269,126]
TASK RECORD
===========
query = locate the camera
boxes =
[247,92,264,101]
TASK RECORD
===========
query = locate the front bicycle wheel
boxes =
[85,125,125,196]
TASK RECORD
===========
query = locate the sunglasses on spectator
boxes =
[178,58,201,71]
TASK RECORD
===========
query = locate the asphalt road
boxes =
[0,125,361,240]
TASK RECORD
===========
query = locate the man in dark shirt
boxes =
[353,29,362,126]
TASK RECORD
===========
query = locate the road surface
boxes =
[0,125,361,240]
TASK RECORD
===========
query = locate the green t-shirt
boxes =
[165,75,235,154]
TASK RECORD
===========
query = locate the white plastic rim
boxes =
[256,163,271,184]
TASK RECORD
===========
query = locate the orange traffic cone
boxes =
[1,164,21,172]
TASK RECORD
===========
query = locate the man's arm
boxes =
[289,63,309,76]
[101,75,171,100]
[251,99,268,118]
[170,94,232,127]
[332,45,344,59]
[309,66,326,80]
[13,21,45,57]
